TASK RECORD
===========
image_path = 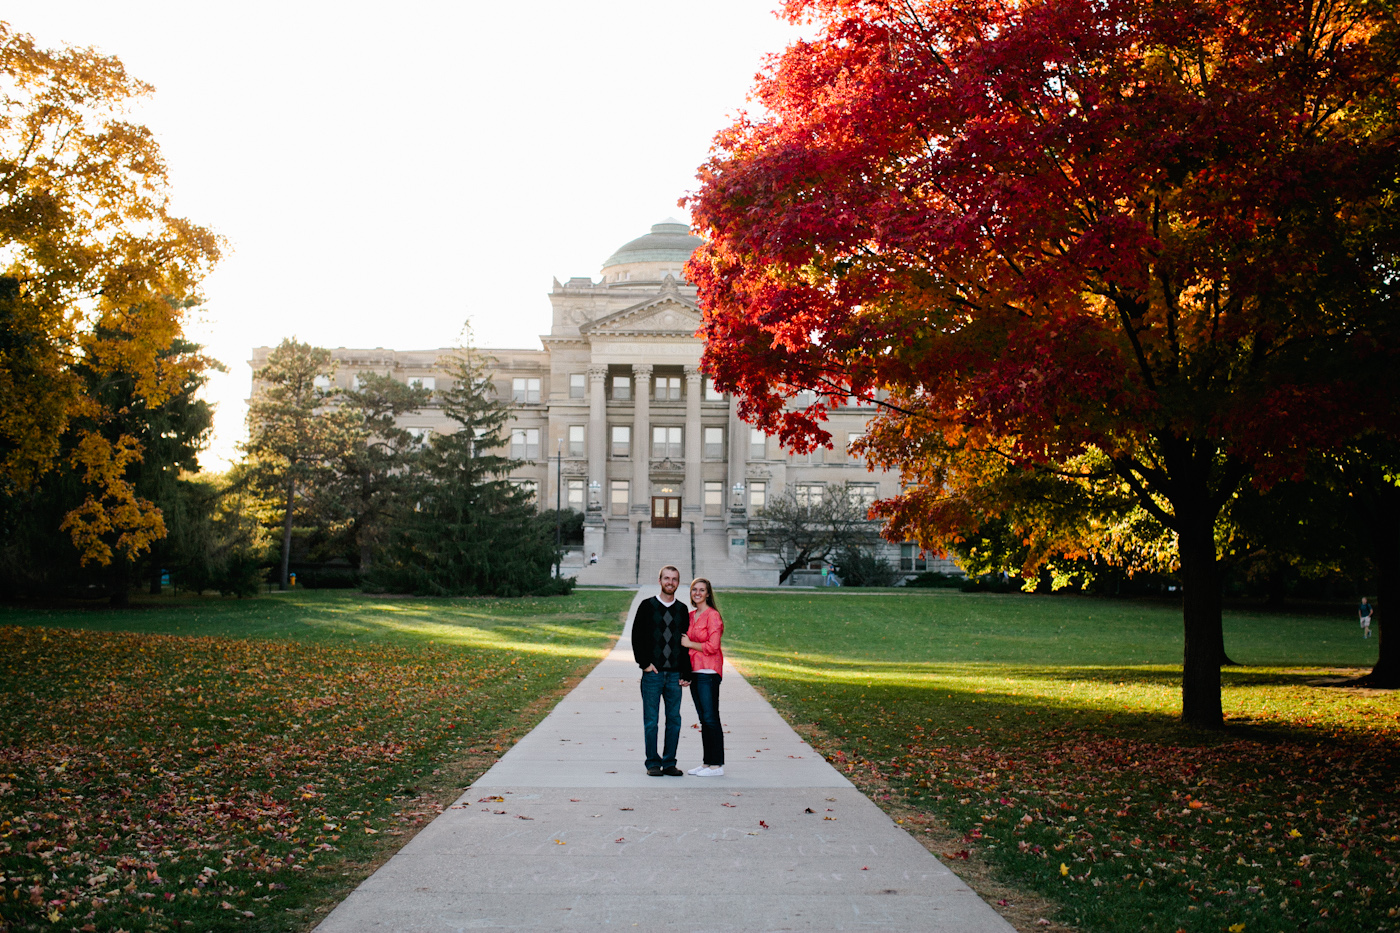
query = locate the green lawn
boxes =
[723,590,1399,933]
[0,589,631,933]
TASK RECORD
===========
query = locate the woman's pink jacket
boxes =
[687,606,724,674]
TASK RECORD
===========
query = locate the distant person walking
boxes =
[631,565,691,776]
[681,577,725,776]
[1359,597,1374,639]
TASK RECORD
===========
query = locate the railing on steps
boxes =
[634,520,646,584]
[689,522,696,581]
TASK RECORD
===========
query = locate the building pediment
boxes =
[579,279,701,338]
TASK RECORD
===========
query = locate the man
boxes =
[1360,597,1374,639]
[631,565,692,776]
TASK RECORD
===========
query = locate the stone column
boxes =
[727,392,746,502]
[683,365,703,516]
[725,391,750,563]
[587,365,607,510]
[631,363,652,516]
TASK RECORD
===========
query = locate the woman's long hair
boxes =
[689,577,718,611]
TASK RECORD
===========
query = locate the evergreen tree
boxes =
[369,344,568,597]
[323,372,432,571]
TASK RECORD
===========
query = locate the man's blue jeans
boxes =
[640,670,683,770]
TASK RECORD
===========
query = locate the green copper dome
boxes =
[601,218,703,271]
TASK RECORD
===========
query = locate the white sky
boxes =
[6,1,801,469]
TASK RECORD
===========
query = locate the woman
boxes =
[681,577,725,776]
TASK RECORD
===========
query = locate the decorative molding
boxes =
[578,291,702,337]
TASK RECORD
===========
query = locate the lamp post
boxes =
[554,440,563,578]
[731,481,746,511]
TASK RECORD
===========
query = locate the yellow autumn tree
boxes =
[0,22,222,565]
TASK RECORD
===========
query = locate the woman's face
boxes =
[691,581,709,605]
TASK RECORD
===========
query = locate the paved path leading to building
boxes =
[316,588,1015,932]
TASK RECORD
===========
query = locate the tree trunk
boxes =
[279,478,296,590]
[1178,508,1225,728]
[1358,486,1400,687]
[149,569,162,596]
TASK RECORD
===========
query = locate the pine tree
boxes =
[369,344,568,597]
[244,339,358,590]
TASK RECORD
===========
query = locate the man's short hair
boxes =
[659,565,680,581]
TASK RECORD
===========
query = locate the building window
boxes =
[408,376,435,391]
[407,427,432,447]
[655,376,681,400]
[610,480,629,516]
[511,479,537,501]
[748,481,767,511]
[795,389,816,407]
[848,483,878,510]
[847,432,864,458]
[611,425,630,458]
[569,373,586,398]
[794,483,824,507]
[612,375,631,400]
[511,377,541,404]
[704,377,723,401]
[704,481,724,516]
[900,544,928,572]
[568,424,585,457]
[567,479,585,511]
[703,427,724,459]
[652,426,682,459]
[749,428,767,460]
[511,428,540,460]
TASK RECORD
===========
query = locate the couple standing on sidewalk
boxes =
[631,565,726,777]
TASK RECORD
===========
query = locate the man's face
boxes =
[659,569,680,597]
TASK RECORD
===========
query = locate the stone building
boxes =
[251,219,955,586]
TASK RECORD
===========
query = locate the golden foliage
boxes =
[0,22,221,564]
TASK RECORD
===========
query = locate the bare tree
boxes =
[752,481,882,584]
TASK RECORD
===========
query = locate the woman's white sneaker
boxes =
[686,765,707,775]
[695,766,724,777]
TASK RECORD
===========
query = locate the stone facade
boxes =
[250,220,959,586]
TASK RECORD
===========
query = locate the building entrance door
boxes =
[651,497,681,529]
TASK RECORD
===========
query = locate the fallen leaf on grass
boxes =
[620,807,634,811]
[759,820,769,829]
[615,837,626,843]
[722,802,736,808]
[554,839,565,845]
[516,815,534,820]
[479,796,503,803]
[804,807,816,813]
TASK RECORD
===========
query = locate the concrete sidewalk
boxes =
[316,588,1015,932]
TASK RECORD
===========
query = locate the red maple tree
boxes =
[687,0,1399,725]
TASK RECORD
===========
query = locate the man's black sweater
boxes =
[630,596,693,674]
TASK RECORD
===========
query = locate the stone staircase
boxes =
[573,523,779,587]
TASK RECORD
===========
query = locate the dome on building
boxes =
[600,218,702,272]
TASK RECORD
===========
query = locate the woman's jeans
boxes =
[640,670,682,770]
[689,673,724,766]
